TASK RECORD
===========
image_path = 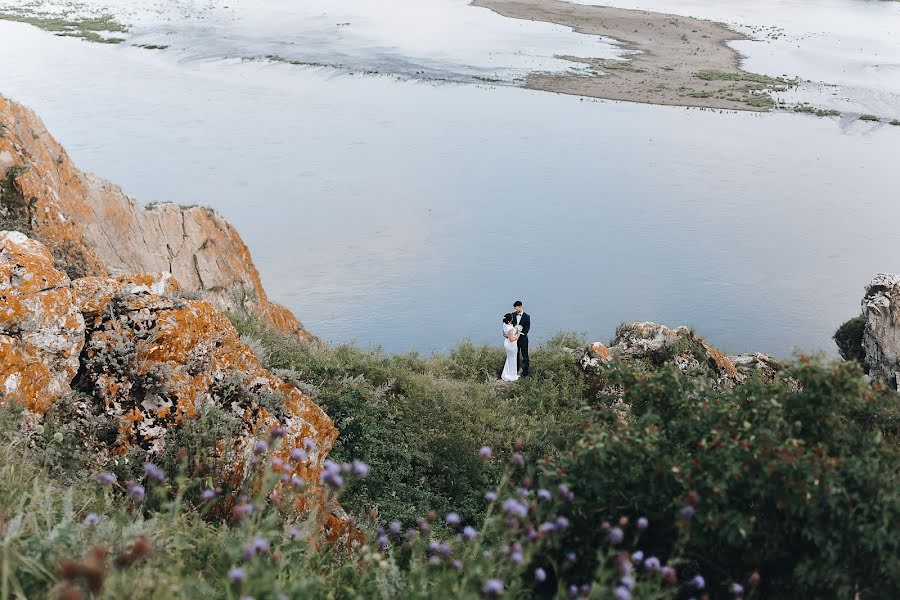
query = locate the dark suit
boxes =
[514,311,530,376]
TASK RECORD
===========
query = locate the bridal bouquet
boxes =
[515,325,524,334]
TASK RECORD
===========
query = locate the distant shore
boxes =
[472,0,793,110]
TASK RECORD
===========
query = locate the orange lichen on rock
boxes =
[73,270,337,508]
[702,343,738,378]
[0,94,308,337]
[0,232,338,518]
[0,231,85,412]
[584,321,777,389]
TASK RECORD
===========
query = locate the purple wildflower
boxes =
[644,556,661,571]
[128,483,145,501]
[512,453,525,466]
[568,584,579,598]
[83,513,98,526]
[555,516,570,530]
[614,586,632,600]
[502,498,528,518]
[320,460,344,489]
[565,551,577,564]
[479,446,493,460]
[485,491,498,502]
[482,579,504,597]
[608,526,624,545]
[661,565,677,582]
[428,555,441,566]
[637,516,649,530]
[253,439,268,455]
[692,575,705,590]
[680,505,695,520]
[377,535,388,550]
[510,550,524,564]
[351,459,370,477]
[290,475,305,490]
[534,568,547,583]
[97,472,117,486]
[388,521,402,535]
[241,545,254,561]
[731,583,745,596]
[452,559,463,570]
[445,512,461,526]
[233,503,254,519]
[290,448,308,462]
[302,437,316,451]
[631,551,644,563]
[538,522,556,535]
[271,457,285,471]
[269,426,286,439]
[143,463,165,483]
[462,526,478,541]
[537,488,552,501]
[201,488,217,501]
[228,566,245,583]
[290,527,300,541]
[252,537,270,553]
[558,483,574,502]
[621,575,635,590]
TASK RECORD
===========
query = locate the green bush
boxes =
[833,315,866,363]
[538,358,900,599]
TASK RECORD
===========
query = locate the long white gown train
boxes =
[501,323,519,382]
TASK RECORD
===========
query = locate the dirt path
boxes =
[472,0,792,110]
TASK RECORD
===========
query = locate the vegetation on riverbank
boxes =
[0,9,127,44]
[3,312,896,599]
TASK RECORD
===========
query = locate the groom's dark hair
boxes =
[513,300,523,307]
[503,313,513,324]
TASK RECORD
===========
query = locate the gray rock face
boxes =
[862,273,900,390]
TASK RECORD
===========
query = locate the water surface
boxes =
[0,5,897,357]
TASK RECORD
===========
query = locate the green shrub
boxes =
[538,358,900,599]
[834,315,866,363]
[231,317,591,525]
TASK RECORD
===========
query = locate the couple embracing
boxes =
[501,300,530,382]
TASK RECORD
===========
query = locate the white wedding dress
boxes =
[501,323,519,382]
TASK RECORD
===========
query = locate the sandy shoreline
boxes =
[472,0,792,111]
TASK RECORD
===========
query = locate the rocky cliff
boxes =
[862,273,900,390]
[0,95,306,338]
[1,231,343,530]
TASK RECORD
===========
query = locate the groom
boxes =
[512,300,530,377]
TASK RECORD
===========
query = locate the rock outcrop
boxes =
[1,231,337,517]
[582,322,783,387]
[861,273,900,390]
[0,231,85,412]
[0,95,307,338]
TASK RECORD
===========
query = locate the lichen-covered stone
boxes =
[73,273,337,509]
[0,94,308,338]
[861,273,900,390]
[584,321,766,388]
[1,234,338,517]
[0,230,84,412]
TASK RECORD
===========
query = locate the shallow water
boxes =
[0,6,897,357]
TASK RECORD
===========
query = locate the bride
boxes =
[501,313,520,382]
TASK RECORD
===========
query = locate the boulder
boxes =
[0,94,308,338]
[0,230,84,412]
[861,273,900,390]
[583,322,780,388]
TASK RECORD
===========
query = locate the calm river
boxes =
[0,0,897,356]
